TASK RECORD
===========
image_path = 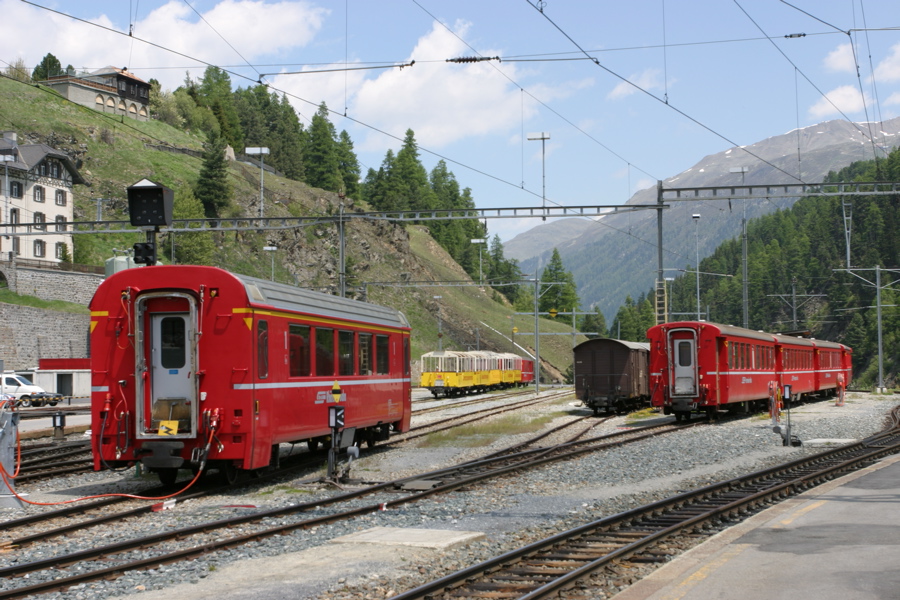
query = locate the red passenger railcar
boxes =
[647,321,851,421]
[90,265,411,484]
[520,358,535,386]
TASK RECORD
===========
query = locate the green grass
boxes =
[420,411,569,447]
[625,407,659,421]
[0,288,89,314]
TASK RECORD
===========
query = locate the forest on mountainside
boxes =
[607,146,900,388]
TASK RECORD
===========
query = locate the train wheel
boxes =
[157,468,179,486]
[221,462,239,485]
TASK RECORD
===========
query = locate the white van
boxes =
[2,374,55,407]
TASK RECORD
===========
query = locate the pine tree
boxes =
[194,130,231,217]
[32,53,63,81]
[580,308,608,339]
[336,130,360,199]
[167,186,214,265]
[303,103,342,192]
[539,248,580,320]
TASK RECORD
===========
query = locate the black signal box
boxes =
[127,179,174,227]
[133,242,157,265]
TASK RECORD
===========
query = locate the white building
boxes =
[1,131,85,262]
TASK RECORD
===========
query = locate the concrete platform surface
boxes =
[331,526,485,549]
[612,453,900,600]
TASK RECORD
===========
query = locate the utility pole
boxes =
[766,276,825,330]
[834,266,900,393]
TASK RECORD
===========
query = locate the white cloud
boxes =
[874,42,900,83]
[808,85,868,119]
[607,68,662,100]
[1,0,328,91]
[824,43,856,73]
[351,21,536,150]
[885,92,900,107]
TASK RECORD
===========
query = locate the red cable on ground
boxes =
[0,421,213,506]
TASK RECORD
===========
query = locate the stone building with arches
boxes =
[42,66,150,121]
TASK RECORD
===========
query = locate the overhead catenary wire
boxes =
[523,0,842,187]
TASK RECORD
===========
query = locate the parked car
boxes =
[2,374,52,407]
[25,392,64,408]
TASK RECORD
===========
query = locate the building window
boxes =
[50,161,60,178]
[34,212,46,230]
[55,242,67,259]
[10,208,19,225]
[39,163,47,176]
[55,190,67,206]
[34,186,44,203]
[12,237,19,255]
[34,239,46,257]
[55,215,66,232]
[9,181,22,198]
[118,80,126,92]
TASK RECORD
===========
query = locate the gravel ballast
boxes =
[1,390,897,600]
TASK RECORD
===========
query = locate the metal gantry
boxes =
[654,181,900,325]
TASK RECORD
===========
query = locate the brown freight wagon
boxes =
[573,338,650,415]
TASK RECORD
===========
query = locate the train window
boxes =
[289,324,311,377]
[339,331,354,376]
[257,320,269,379]
[375,335,390,374]
[677,340,693,367]
[159,316,185,369]
[359,333,373,375]
[316,328,334,376]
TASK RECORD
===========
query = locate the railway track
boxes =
[11,440,93,483]
[388,407,900,600]
[0,414,691,598]
[1,390,572,545]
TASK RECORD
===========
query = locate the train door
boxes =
[135,293,198,439]
[668,330,698,397]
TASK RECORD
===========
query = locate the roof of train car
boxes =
[573,338,650,352]
[236,271,409,330]
[100,265,409,331]
[649,321,848,351]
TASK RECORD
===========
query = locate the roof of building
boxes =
[90,66,149,84]
[0,137,85,185]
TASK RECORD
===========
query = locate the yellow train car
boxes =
[420,350,531,398]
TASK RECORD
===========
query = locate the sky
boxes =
[3,0,900,242]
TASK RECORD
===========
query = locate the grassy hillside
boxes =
[1,75,582,378]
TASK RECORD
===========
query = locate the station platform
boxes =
[613,453,900,600]
[14,412,91,439]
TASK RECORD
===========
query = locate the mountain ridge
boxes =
[512,117,900,318]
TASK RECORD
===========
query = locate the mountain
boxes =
[504,218,593,263]
[516,118,900,319]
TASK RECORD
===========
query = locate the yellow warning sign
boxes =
[158,420,179,436]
